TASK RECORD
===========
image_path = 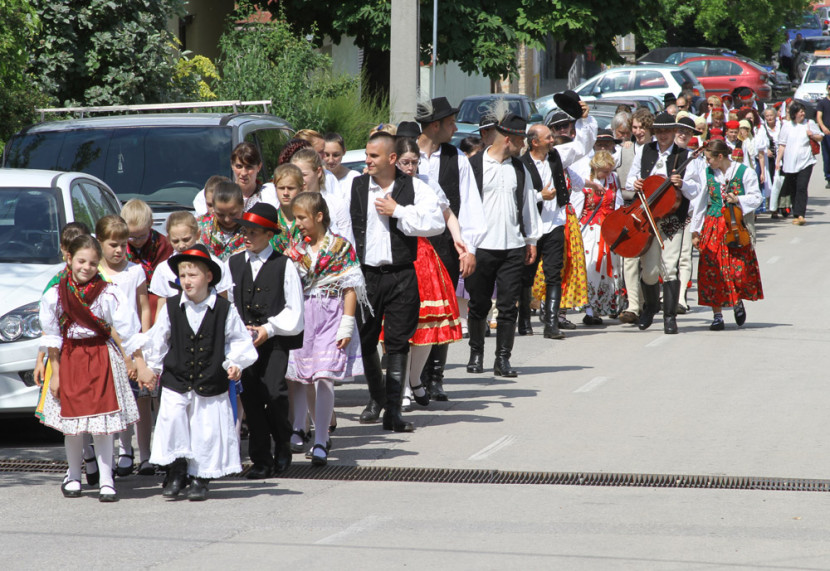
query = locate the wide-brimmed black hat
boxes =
[235,202,281,234]
[664,92,677,107]
[553,90,583,120]
[396,121,421,139]
[496,112,527,136]
[415,97,459,124]
[475,113,498,132]
[676,116,701,135]
[547,111,573,128]
[168,244,222,287]
[652,112,680,130]
[596,128,622,145]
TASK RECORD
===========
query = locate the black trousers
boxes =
[782,165,813,218]
[240,339,290,467]
[466,247,525,323]
[521,226,565,288]
[359,265,420,356]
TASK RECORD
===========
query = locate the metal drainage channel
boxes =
[2,459,830,493]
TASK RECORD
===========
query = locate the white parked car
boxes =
[535,64,705,118]
[0,169,121,416]
[794,58,830,111]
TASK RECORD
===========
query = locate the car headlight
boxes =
[0,303,42,343]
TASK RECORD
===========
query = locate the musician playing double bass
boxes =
[624,112,704,334]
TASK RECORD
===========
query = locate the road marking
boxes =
[316,515,390,544]
[766,256,780,265]
[646,336,669,348]
[468,435,517,461]
[574,376,609,393]
[791,236,801,245]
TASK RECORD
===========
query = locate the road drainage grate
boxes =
[4,459,830,492]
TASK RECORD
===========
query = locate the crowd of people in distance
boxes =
[38,85,791,501]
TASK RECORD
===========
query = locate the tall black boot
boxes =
[517,286,534,336]
[637,282,661,331]
[662,280,679,335]
[162,458,188,498]
[543,284,565,340]
[466,318,486,373]
[423,344,449,401]
[382,353,414,432]
[359,348,385,423]
[493,323,518,377]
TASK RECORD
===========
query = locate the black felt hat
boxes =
[496,112,527,136]
[235,202,281,234]
[676,116,702,135]
[547,111,573,127]
[596,128,622,145]
[396,121,421,139]
[664,92,677,107]
[553,90,583,121]
[415,97,459,124]
[168,244,222,288]
[475,113,498,132]
[653,112,680,130]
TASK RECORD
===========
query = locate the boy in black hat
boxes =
[466,112,542,377]
[145,244,258,500]
[414,96,487,401]
[227,203,305,478]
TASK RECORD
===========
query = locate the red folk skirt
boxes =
[697,214,764,307]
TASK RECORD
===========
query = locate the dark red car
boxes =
[678,55,773,101]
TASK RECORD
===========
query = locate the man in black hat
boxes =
[415,97,487,401]
[623,112,703,334]
[548,111,575,138]
[664,92,678,116]
[348,131,445,430]
[466,112,542,377]
[476,113,499,147]
[227,202,305,478]
[518,99,596,339]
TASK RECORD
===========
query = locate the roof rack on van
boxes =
[35,100,273,121]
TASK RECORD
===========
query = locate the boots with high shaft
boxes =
[466,318,486,373]
[543,284,565,339]
[493,323,518,377]
[638,282,661,331]
[382,353,414,432]
[662,280,679,334]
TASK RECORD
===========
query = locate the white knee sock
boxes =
[289,381,308,443]
[314,380,335,449]
[135,397,153,464]
[93,434,115,491]
[408,345,431,398]
[64,434,84,485]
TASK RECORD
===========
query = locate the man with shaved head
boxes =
[347,132,445,431]
[517,104,596,340]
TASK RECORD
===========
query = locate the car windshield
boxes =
[0,187,62,264]
[805,65,830,82]
[4,126,233,208]
[802,14,821,29]
[457,99,525,123]
[802,38,830,52]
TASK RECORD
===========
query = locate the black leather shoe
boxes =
[245,464,273,480]
[187,478,210,501]
[359,399,383,423]
[61,479,82,498]
[382,410,415,432]
[734,301,747,326]
[274,447,292,474]
[289,429,307,453]
[424,344,449,401]
[310,444,328,467]
[582,315,603,326]
[493,356,518,378]
[114,452,134,477]
[558,317,577,330]
[663,316,678,334]
[84,453,99,486]
[638,282,661,331]
[411,384,430,406]
[466,352,484,374]
[98,485,118,503]
[162,458,188,497]
[709,316,725,331]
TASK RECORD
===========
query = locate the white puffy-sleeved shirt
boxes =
[321,187,355,247]
[691,161,762,234]
[100,262,145,313]
[416,172,487,255]
[418,145,487,254]
[343,175,445,267]
[625,142,702,202]
[39,282,146,355]
[479,149,543,250]
[778,119,821,174]
[149,252,233,298]
[329,169,359,201]
[193,183,280,216]
[143,291,258,374]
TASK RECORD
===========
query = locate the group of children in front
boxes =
[37,172,359,502]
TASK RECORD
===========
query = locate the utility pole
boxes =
[389,0,419,124]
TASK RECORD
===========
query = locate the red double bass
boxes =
[601,144,706,258]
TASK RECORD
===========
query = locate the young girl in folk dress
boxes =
[38,235,153,501]
[284,192,366,466]
[290,148,354,245]
[269,164,304,253]
[95,215,153,477]
[575,151,624,325]
[692,139,764,330]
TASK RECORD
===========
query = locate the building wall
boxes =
[418,61,492,103]
[174,0,234,61]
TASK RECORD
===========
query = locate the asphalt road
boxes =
[2,161,830,569]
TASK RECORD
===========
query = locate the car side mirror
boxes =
[592,85,602,96]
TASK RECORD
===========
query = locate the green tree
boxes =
[29,0,188,106]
